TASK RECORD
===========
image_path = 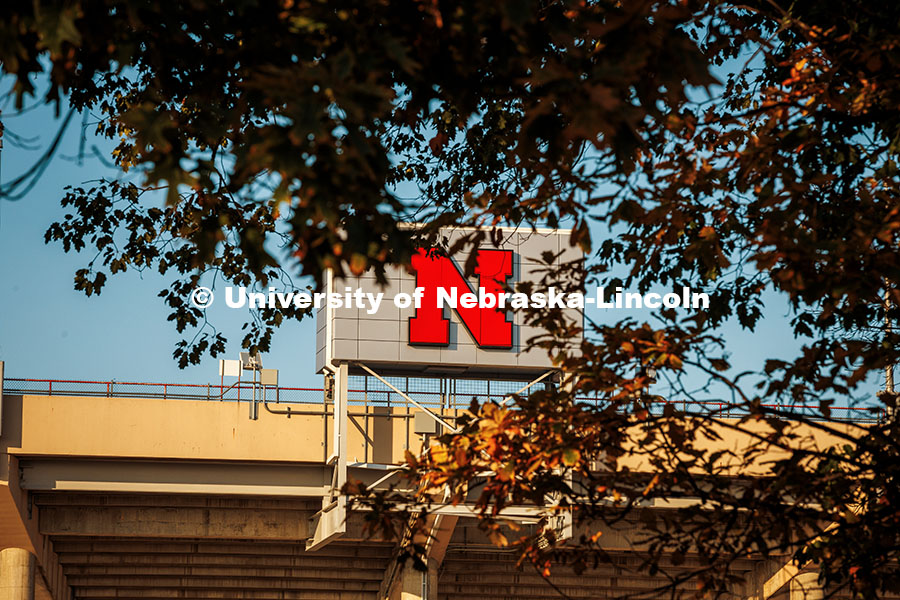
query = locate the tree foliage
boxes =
[4,0,900,597]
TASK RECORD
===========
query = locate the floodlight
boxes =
[240,351,263,371]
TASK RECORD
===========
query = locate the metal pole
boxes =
[250,368,259,420]
[364,374,370,462]
[0,361,4,436]
[499,370,556,406]
[886,288,895,394]
[334,363,348,497]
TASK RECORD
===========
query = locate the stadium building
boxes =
[0,229,875,600]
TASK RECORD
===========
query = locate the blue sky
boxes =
[0,94,317,387]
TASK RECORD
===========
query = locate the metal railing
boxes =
[0,377,530,409]
[1,377,885,422]
[627,398,886,424]
[3,377,322,404]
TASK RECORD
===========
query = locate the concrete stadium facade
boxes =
[0,370,875,600]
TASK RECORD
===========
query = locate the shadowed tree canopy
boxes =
[3,0,900,597]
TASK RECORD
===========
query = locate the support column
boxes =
[789,570,823,600]
[389,558,439,600]
[334,362,348,496]
[0,547,35,600]
[306,362,348,551]
[380,510,455,600]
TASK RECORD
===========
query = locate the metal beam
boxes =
[307,364,350,551]
[306,497,347,551]
[356,363,459,433]
[743,558,799,600]
[499,370,556,406]
[20,459,332,497]
[425,514,457,566]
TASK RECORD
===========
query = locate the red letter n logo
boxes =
[408,248,513,348]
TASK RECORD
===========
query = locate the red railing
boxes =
[3,377,324,404]
[1,377,885,422]
[632,397,885,423]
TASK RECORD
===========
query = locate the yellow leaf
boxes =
[349,253,367,275]
[562,448,580,467]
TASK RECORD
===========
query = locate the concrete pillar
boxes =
[0,547,35,600]
[790,570,823,600]
[390,559,439,600]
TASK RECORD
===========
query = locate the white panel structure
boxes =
[218,359,241,377]
[316,227,583,376]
